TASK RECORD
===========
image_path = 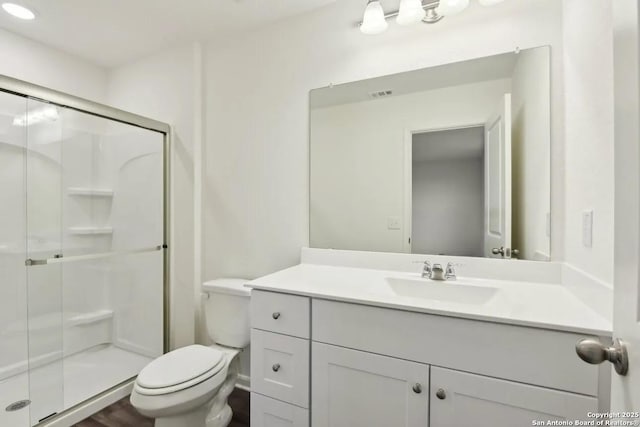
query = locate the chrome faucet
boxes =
[445,262,457,281]
[421,261,432,278]
[420,260,457,281]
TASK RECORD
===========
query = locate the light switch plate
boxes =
[387,216,401,230]
[582,209,593,248]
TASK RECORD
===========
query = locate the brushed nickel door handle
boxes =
[576,338,628,376]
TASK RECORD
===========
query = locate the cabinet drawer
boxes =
[251,329,310,408]
[251,290,310,338]
[251,393,309,427]
[312,299,601,396]
[430,367,597,426]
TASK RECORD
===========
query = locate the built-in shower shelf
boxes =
[68,227,113,235]
[67,309,113,327]
[67,187,114,197]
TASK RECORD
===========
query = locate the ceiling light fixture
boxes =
[435,0,470,16]
[2,3,35,20]
[360,0,388,35]
[397,0,426,26]
[359,0,507,35]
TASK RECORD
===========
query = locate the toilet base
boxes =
[155,403,211,427]
[206,355,239,427]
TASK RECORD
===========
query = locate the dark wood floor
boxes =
[74,388,250,427]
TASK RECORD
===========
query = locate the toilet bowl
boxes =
[130,278,251,427]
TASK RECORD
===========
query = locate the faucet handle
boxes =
[418,260,432,278]
[445,262,457,280]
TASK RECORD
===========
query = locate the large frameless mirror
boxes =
[309,46,551,261]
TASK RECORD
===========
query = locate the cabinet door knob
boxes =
[272,312,281,320]
[272,363,281,372]
[412,383,422,394]
[436,388,446,400]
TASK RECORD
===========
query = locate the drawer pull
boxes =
[412,383,422,394]
[272,363,281,372]
[272,312,281,320]
[436,388,446,400]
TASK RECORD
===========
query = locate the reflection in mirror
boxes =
[310,46,550,261]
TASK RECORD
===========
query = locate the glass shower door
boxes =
[0,91,32,427]
[55,106,165,412]
[25,97,65,425]
[1,84,166,426]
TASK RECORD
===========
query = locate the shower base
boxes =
[0,345,151,426]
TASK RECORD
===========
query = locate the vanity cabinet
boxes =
[250,290,603,427]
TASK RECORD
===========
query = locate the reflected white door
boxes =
[610,0,640,411]
[484,93,512,258]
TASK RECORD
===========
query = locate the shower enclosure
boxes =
[0,75,169,426]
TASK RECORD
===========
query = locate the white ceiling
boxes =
[0,0,337,67]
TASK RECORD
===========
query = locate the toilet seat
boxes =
[135,345,227,396]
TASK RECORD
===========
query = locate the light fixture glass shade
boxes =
[435,0,470,16]
[478,0,505,5]
[396,0,426,26]
[360,0,388,35]
[2,2,35,20]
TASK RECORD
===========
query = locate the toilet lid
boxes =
[137,345,225,390]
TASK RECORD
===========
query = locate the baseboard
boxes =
[236,374,251,392]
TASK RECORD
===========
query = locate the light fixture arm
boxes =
[357,0,442,27]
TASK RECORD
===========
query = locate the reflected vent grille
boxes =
[369,90,393,99]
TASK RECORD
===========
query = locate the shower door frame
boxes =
[0,74,171,425]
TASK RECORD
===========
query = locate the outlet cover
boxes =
[387,216,401,230]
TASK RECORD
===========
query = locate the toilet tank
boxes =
[202,278,251,348]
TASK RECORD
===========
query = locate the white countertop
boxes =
[247,263,612,336]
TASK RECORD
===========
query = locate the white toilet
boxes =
[130,278,251,427]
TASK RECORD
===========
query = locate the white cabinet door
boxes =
[430,367,598,427]
[251,393,309,427]
[312,342,429,427]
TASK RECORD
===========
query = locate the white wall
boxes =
[309,79,508,253]
[106,44,201,349]
[562,0,614,283]
[511,47,552,261]
[0,28,107,102]
[412,157,484,257]
[203,0,566,286]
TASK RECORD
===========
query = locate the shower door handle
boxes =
[24,245,162,267]
[25,254,62,266]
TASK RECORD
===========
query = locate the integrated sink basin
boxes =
[385,277,499,305]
